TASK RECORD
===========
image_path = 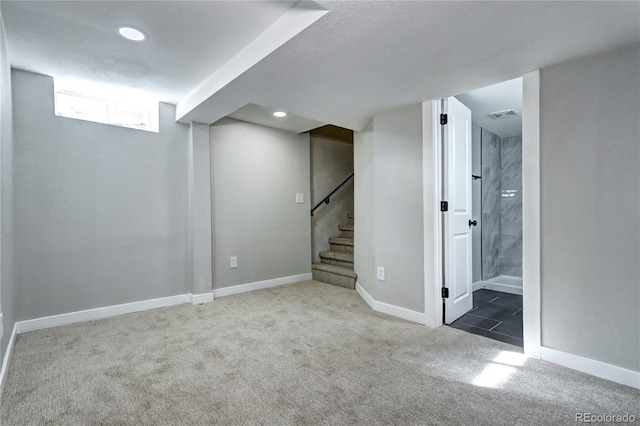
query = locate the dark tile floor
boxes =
[449,289,523,347]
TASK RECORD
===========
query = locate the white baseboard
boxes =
[7,273,311,337]
[16,294,191,334]
[213,273,312,298]
[540,346,640,390]
[189,292,214,305]
[524,342,541,359]
[473,281,523,295]
[356,283,427,325]
[355,282,375,309]
[0,322,18,399]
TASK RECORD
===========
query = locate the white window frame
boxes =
[54,80,159,133]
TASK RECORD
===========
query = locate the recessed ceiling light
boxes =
[273,111,287,118]
[117,26,147,42]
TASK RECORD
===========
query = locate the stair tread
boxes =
[338,224,354,231]
[319,251,353,261]
[329,237,354,246]
[311,263,357,278]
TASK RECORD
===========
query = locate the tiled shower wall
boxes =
[481,128,502,279]
[481,128,523,280]
[500,135,523,277]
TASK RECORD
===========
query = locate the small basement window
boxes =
[54,80,159,133]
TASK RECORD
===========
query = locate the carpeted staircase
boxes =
[311,213,357,289]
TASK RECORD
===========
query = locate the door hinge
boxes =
[442,287,449,299]
[440,113,448,125]
[440,201,448,212]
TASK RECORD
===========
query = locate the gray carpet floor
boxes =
[1,280,638,425]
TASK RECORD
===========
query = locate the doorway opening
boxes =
[441,77,524,347]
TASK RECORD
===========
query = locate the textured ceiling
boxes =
[2,1,639,132]
[182,0,639,131]
[228,103,325,133]
[1,1,297,103]
[456,78,523,138]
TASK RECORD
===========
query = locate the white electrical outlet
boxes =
[230,257,238,269]
[296,193,304,204]
[377,266,385,281]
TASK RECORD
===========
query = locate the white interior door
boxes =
[444,96,473,324]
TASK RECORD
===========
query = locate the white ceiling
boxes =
[1,1,297,103]
[456,77,523,138]
[2,1,640,132]
[228,103,325,134]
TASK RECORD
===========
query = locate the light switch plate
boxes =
[377,267,385,281]
[230,257,237,269]
[296,193,304,204]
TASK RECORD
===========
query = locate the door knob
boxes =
[469,219,477,227]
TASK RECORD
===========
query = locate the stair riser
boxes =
[339,231,354,239]
[330,243,353,254]
[312,269,356,290]
[321,258,353,269]
[347,217,354,225]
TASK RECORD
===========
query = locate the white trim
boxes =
[213,273,312,298]
[0,323,18,398]
[5,273,311,336]
[432,100,444,328]
[355,282,375,309]
[430,72,541,355]
[375,299,428,325]
[15,294,190,334]
[522,70,541,359]
[356,283,427,325]
[472,281,523,295]
[189,292,214,305]
[540,347,640,390]
[423,100,444,328]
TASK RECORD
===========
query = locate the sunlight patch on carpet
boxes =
[472,351,528,388]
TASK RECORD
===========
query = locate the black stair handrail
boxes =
[310,173,354,217]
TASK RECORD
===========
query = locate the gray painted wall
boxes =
[354,105,424,313]
[209,118,311,289]
[540,43,640,372]
[0,12,15,356]
[373,104,424,312]
[189,123,213,295]
[354,120,375,299]
[12,70,191,320]
[310,136,353,263]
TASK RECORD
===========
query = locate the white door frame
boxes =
[423,71,541,358]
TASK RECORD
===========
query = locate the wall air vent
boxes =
[488,109,518,119]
